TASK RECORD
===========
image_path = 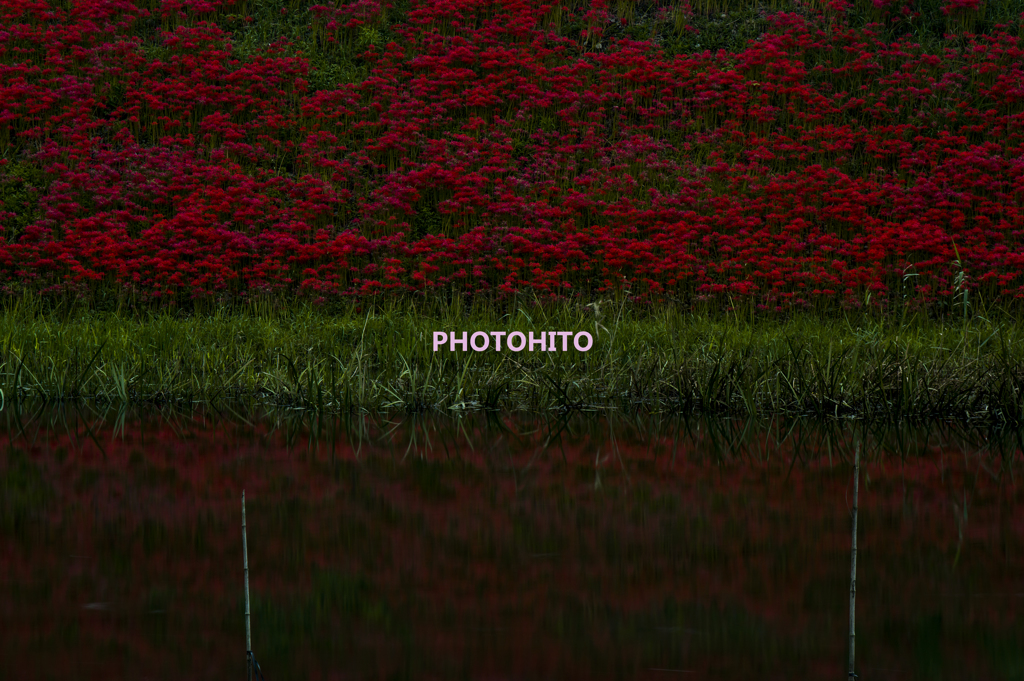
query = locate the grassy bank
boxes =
[1,295,1023,422]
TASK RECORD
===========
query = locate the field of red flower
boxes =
[1,0,1023,311]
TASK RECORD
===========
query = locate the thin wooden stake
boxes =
[243,491,252,681]
[848,440,860,680]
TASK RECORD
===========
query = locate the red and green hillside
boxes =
[1,0,1023,312]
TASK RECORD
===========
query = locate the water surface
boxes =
[2,405,1021,680]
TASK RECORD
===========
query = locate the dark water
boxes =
[1,404,1021,680]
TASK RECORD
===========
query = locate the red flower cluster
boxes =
[1,0,1023,311]
[941,0,981,15]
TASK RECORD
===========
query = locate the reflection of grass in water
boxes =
[249,569,409,668]
[2,407,1022,679]
[544,597,827,676]
[986,634,1024,681]
[407,458,458,502]
[0,447,53,538]
[915,612,944,679]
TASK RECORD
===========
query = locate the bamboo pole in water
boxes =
[243,491,252,681]
[848,440,860,680]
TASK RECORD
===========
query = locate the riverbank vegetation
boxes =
[3,0,1024,418]
[2,295,1023,422]
[2,0,1024,313]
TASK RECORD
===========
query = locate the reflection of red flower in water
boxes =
[0,409,1021,679]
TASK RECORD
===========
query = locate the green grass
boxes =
[154,0,1024,97]
[1,293,1022,421]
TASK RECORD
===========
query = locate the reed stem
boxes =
[848,440,859,680]
[243,490,252,681]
